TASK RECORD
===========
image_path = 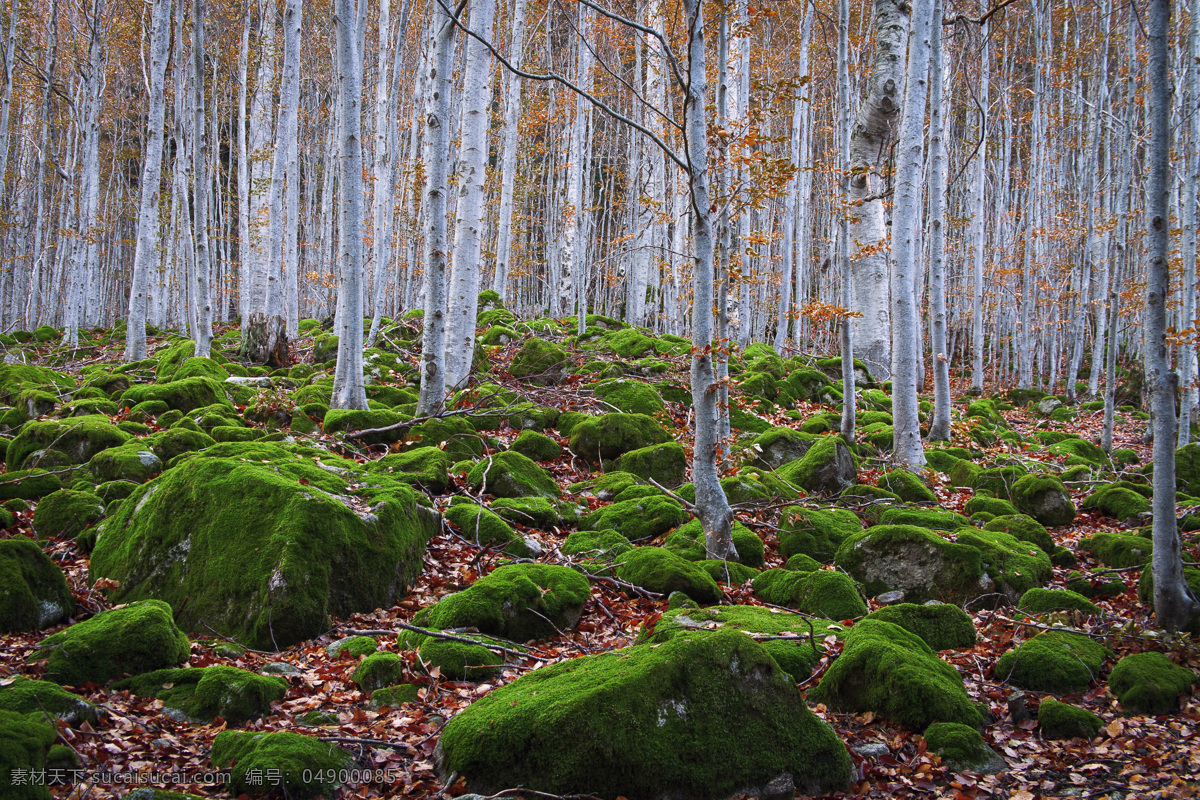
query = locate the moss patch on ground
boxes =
[113,666,287,725]
[994,631,1110,694]
[209,731,353,798]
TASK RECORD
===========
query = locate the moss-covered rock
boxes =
[1011,473,1076,526]
[509,337,570,384]
[610,441,687,488]
[615,547,722,604]
[370,446,451,495]
[0,364,74,404]
[0,708,56,800]
[113,666,287,725]
[578,495,685,542]
[6,415,130,471]
[663,519,765,569]
[963,494,1018,518]
[85,444,162,486]
[863,603,976,650]
[416,637,503,681]
[149,427,215,463]
[209,730,353,798]
[89,447,438,649]
[698,560,760,585]
[508,429,562,462]
[835,525,986,605]
[982,513,1054,556]
[994,631,1109,694]
[923,722,1004,773]
[32,599,190,685]
[1082,484,1152,521]
[119,377,232,414]
[465,450,558,498]
[568,412,671,464]
[491,496,575,528]
[591,378,666,416]
[751,568,867,620]
[322,408,406,445]
[351,652,405,693]
[416,564,589,642]
[1085,531,1153,567]
[0,470,62,502]
[1017,588,1100,615]
[876,505,971,531]
[561,529,633,559]
[0,676,98,726]
[956,529,1052,601]
[775,434,856,495]
[435,628,852,798]
[1107,652,1197,715]
[810,619,982,729]
[369,683,420,709]
[0,536,73,633]
[443,503,522,551]
[639,605,839,682]
[877,469,936,503]
[325,635,378,659]
[1037,699,1103,739]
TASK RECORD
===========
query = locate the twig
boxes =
[344,623,531,659]
[318,736,415,752]
[647,477,698,512]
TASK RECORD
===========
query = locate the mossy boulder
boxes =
[834,525,987,605]
[325,635,378,659]
[751,568,867,620]
[591,378,666,416]
[877,469,936,503]
[1011,473,1076,526]
[148,427,216,463]
[435,628,852,798]
[113,666,287,725]
[610,441,687,488]
[404,416,485,462]
[0,676,99,726]
[956,529,1052,601]
[0,470,63,501]
[89,447,438,650]
[994,631,1110,694]
[210,730,353,798]
[508,429,562,462]
[863,603,976,650]
[415,564,589,642]
[369,683,420,709]
[776,506,863,564]
[350,652,405,693]
[810,619,982,729]
[923,722,1004,773]
[775,434,856,495]
[370,446,451,494]
[0,708,56,800]
[578,495,685,542]
[1175,441,1200,495]
[0,364,74,403]
[1082,484,1152,521]
[1107,652,1197,715]
[119,377,232,414]
[1044,437,1106,465]
[568,412,671,464]
[6,415,130,471]
[982,514,1054,556]
[1038,699,1103,739]
[443,503,526,553]
[509,337,570,385]
[323,408,406,445]
[1085,531,1153,568]
[663,519,765,569]
[465,450,558,498]
[561,529,634,559]
[876,505,970,531]
[0,536,74,633]
[85,444,162,485]
[31,599,190,685]
[1017,588,1100,615]
[615,547,722,604]
[409,636,503,681]
[491,496,576,528]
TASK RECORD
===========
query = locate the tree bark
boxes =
[191,0,213,358]
[491,0,527,303]
[925,0,950,441]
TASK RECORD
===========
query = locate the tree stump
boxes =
[240,313,290,369]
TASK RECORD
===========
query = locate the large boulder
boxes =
[0,536,74,632]
[615,546,722,604]
[568,412,671,464]
[751,568,867,620]
[465,450,558,498]
[31,599,190,685]
[1011,473,1076,526]
[119,376,232,413]
[834,525,988,605]
[994,631,1109,694]
[210,731,353,799]
[745,427,815,470]
[89,444,438,650]
[32,489,105,542]
[578,495,685,542]
[113,666,287,725]
[862,603,977,651]
[435,629,852,798]
[775,435,856,495]
[777,506,863,563]
[1108,652,1197,715]
[611,441,687,488]
[0,676,99,727]
[809,619,983,730]
[6,415,130,471]
[509,337,570,385]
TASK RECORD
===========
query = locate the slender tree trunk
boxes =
[1145,0,1200,631]
[968,11,988,394]
[491,0,526,302]
[191,0,212,358]
[561,4,593,335]
[925,0,950,441]
[125,0,171,362]
[775,2,812,354]
[1179,0,1200,445]
[236,12,251,329]
[837,0,855,442]
[330,0,368,409]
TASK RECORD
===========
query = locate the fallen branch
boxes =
[318,735,414,752]
[343,622,531,659]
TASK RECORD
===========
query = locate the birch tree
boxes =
[491,0,526,302]
[1179,0,1199,445]
[191,0,213,358]
[925,0,950,441]
[125,0,171,362]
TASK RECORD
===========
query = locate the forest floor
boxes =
[2,323,1199,800]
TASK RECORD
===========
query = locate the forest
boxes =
[1,0,1199,798]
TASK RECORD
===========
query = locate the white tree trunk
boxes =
[125,0,170,362]
[1179,0,1200,445]
[491,0,526,303]
[838,0,855,442]
[191,0,212,358]
[775,2,812,354]
[925,0,950,441]
[969,10,989,394]
[247,0,277,321]
[560,5,593,332]
[445,0,496,390]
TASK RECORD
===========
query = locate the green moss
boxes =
[877,506,971,531]
[436,628,851,798]
[663,519,765,569]
[835,525,985,605]
[810,619,982,729]
[369,683,420,709]
[1108,652,1196,715]
[923,723,995,771]
[964,494,1019,517]
[560,529,633,559]
[113,666,286,725]
[418,638,502,681]
[698,560,760,585]
[509,337,570,384]
[85,444,162,485]
[1037,699,1103,739]
[210,730,353,798]
[465,450,558,498]
[89,449,437,649]
[370,446,451,495]
[323,408,406,445]
[1017,588,1100,615]
[31,489,104,542]
[351,653,405,692]
[150,427,216,462]
[0,708,56,800]
[863,603,976,650]
[443,503,517,549]
[610,441,687,488]
[0,364,74,403]
[0,470,62,502]
[1011,472,1076,526]
[994,631,1110,694]
[0,536,73,633]
[119,377,232,413]
[966,398,1008,427]
[32,599,190,685]
[491,497,574,528]
[326,635,378,659]
[923,448,964,473]
[1136,565,1200,614]
[752,568,867,620]
[7,415,130,471]
[591,378,665,416]
[877,469,936,502]
[0,676,98,726]
[956,528,1052,599]
[568,412,671,464]
[418,564,589,642]
[776,507,863,562]
[508,430,561,462]
[1082,485,1152,521]
[775,434,857,495]
[982,513,1054,555]
[212,426,263,442]
[1085,532,1153,567]
[615,547,722,604]
[579,495,685,542]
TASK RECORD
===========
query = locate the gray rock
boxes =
[853,742,890,759]
[1037,397,1064,416]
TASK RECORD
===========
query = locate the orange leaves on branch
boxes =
[799,301,862,323]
